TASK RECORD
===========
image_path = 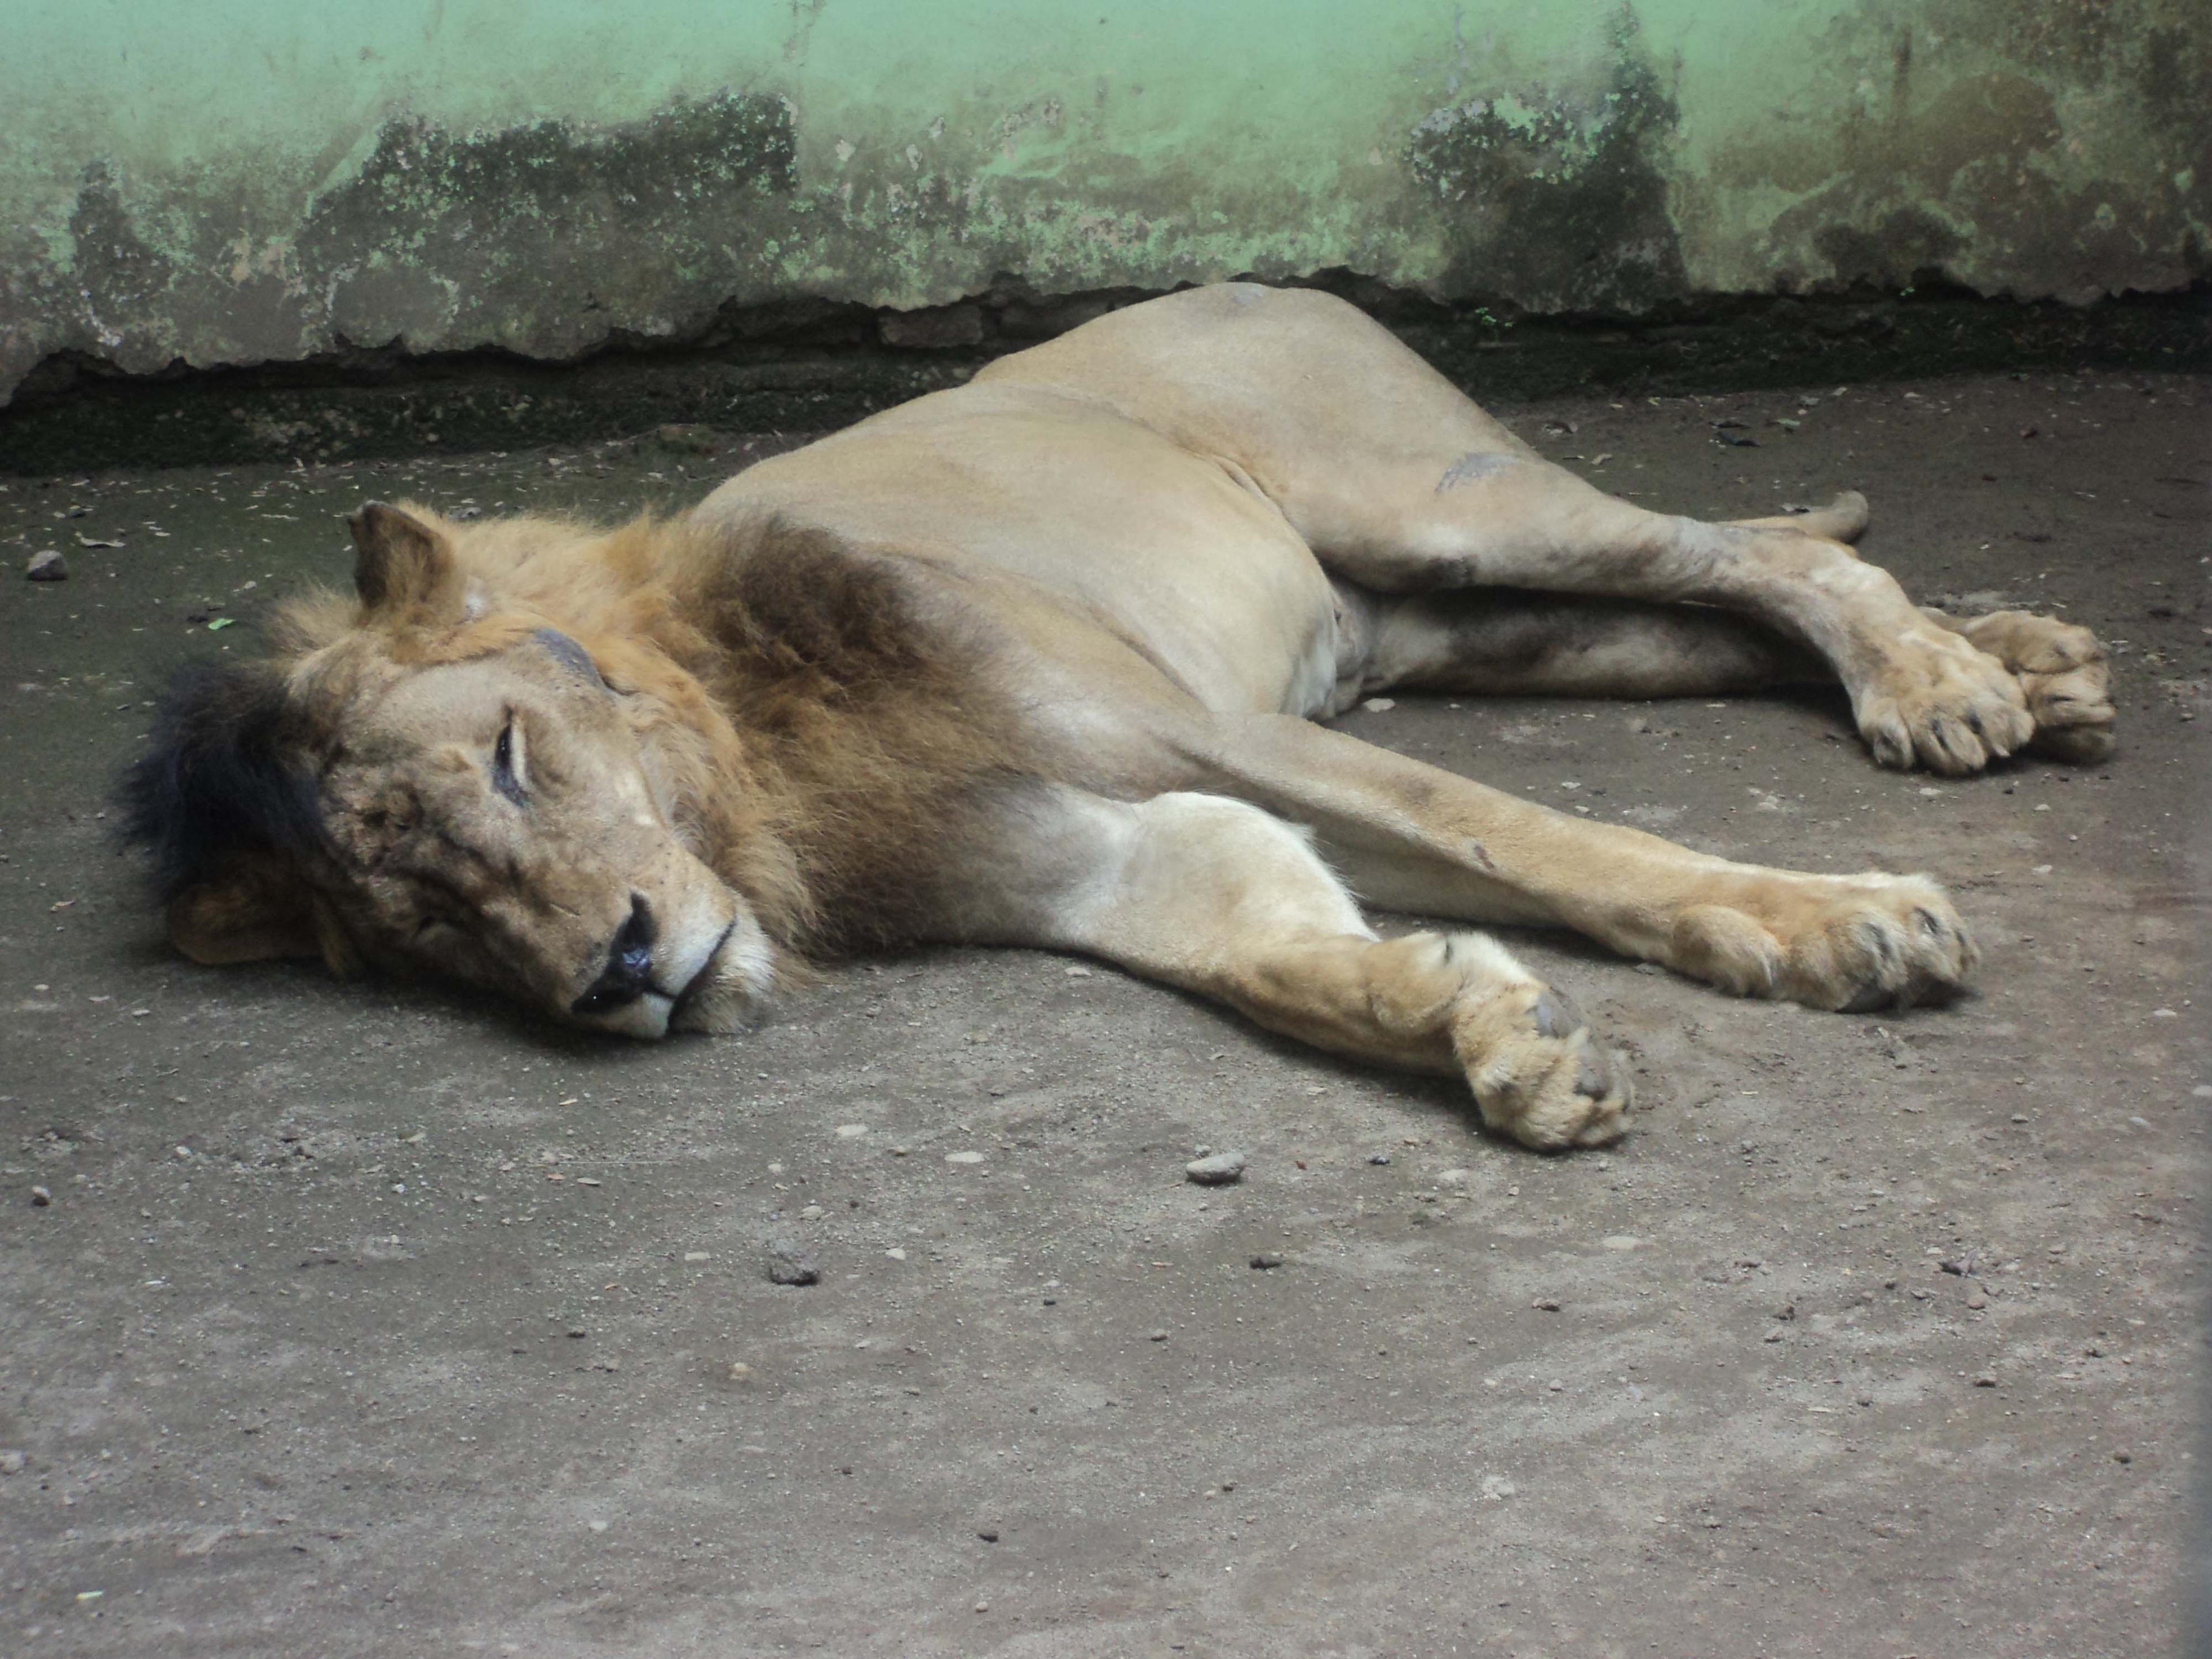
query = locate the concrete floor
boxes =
[1,370,2205,1657]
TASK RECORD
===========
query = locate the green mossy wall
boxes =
[3,1,2205,407]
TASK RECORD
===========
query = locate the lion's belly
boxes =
[695,384,1348,719]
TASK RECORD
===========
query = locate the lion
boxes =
[120,284,2115,1150]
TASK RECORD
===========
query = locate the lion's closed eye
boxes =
[491,713,528,805]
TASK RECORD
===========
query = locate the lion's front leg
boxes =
[1190,714,1980,1016]
[963,786,1628,1150]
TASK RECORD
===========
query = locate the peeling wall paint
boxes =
[2,1,2205,406]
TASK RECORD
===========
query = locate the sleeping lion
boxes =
[122,285,2115,1150]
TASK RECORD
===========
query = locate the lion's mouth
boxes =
[666,918,736,1025]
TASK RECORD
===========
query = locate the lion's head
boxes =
[120,502,781,1037]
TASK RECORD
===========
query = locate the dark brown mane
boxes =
[668,521,1035,956]
[116,662,328,906]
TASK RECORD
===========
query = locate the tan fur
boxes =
[131,284,2116,1148]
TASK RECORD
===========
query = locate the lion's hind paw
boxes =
[1952,609,2115,764]
[1452,982,1631,1151]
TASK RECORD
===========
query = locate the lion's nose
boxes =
[571,894,658,1017]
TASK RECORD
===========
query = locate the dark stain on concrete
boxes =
[1407,7,1688,314]
[1812,208,1964,291]
[1743,1,2211,301]
[65,165,182,355]
[296,91,797,351]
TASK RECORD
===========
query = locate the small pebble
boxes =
[1184,1150,1247,1185]
[1362,697,1396,712]
[977,1528,1000,1543]
[1148,1329,1169,1342]
[728,1363,753,1381]
[2113,1451,2132,1464]
[25,550,66,581]
[1531,1298,1561,1312]
[834,1124,868,1138]
[1064,965,1093,978]
[799,1205,824,1220]
[0,1450,24,1474]
[945,1150,985,1165]
[1973,1374,1998,1388]
[1965,1291,1987,1310]
[1249,1253,1285,1270]
[1366,1152,1391,1166]
[765,1240,819,1286]
[30,1187,51,1207]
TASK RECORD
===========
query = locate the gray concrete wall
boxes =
[2,1,2206,408]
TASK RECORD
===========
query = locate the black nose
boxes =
[571,895,658,1017]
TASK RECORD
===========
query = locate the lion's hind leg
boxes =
[1363,589,1825,699]
[965,786,1628,1150]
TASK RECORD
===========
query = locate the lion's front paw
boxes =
[1670,873,1976,1012]
[1950,610,2115,763]
[1853,624,2035,775]
[1451,982,1630,1151]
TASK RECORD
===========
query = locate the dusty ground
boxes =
[1,370,2206,1658]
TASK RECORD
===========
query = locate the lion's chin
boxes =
[666,914,777,1036]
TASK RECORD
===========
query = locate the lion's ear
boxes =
[350,502,464,621]
[166,855,354,975]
